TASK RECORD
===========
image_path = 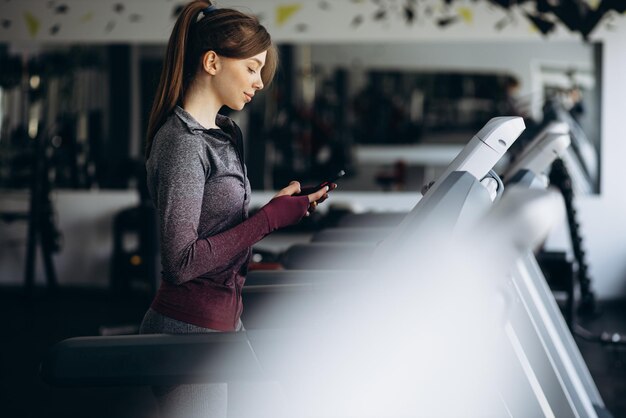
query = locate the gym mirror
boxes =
[0,40,601,194]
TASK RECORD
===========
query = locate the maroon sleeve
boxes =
[164,195,309,285]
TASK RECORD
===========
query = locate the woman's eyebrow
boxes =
[249,58,264,67]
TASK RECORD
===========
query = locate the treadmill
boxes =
[499,123,607,417]
[298,120,572,249]
[280,116,525,270]
[245,118,609,417]
[40,116,610,417]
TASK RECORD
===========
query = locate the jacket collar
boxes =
[174,106,234,135]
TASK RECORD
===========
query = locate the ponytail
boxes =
[145,1,208,159]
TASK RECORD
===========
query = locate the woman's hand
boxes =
[275,181,332,214]
[262,181,336,232]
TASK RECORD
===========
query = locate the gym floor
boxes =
[2,286,625,418]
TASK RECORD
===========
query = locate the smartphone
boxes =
[295,170,345,196]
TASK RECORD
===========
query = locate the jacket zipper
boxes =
[234,280,241,329]
[230,122,246,329]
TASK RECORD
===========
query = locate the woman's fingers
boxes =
[274,181,301,197]
[286,181,301,195]
[316,193,330,205]
[273,181,335,206]
[307,185,329,203]
[306,186,328,215]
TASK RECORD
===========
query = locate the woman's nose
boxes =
[254,77,264,91]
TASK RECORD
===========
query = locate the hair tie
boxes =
[197,4,217,21]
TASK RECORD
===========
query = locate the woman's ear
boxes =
[202,51,220,75]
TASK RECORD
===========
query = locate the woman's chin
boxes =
[225,103,244,112]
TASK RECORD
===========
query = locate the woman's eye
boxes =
[248,68,256,74]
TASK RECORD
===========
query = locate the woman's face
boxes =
[214,50,267,111]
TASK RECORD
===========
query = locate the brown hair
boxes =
[145,1,278,158]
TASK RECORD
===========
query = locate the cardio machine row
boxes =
[40,116,611,418]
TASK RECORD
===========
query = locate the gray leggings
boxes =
[139,308,243,418]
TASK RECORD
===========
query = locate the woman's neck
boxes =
[182,82,222,130]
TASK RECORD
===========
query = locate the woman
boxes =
[139,2,332,416]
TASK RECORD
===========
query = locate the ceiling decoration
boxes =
[0,0,623,42]
[338,0,626,39]
[482,0,626,38]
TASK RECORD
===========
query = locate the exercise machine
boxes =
[40,116,611,416]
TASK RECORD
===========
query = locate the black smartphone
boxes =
[295,170,345,196]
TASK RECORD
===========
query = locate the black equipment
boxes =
[549,158,596,315]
